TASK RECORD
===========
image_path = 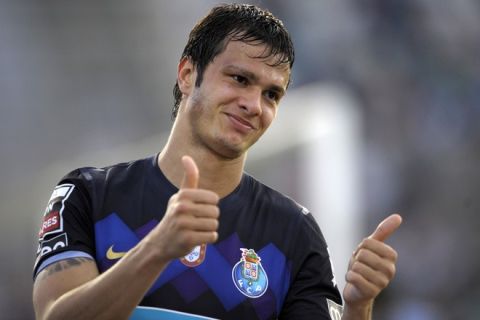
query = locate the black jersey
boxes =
[33,155,343,319]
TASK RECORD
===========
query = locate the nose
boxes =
[239,87,262,116]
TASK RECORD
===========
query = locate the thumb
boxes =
[369,213,402,242]
[180,155,199,189]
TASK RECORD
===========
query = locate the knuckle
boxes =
[379,276,389,288]
[391,250,399,262]
[386,264,396,279]
[356,250,368,262]
[176,202,189,212]
[364,238,379,248]
[360,237,371,246]
[212,206,220,218]
[209,219,219,231]
[173,215,189,229]
[345,270,356,282]
[351,261,362,272]
[177,189,189,200]
[210,231,218,243]
[168,194,178,205]
[209,191,220,203]
[367,286,378,297]
[355,239,369,253]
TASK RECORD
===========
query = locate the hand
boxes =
[343,214,402,309]
[146,155,220,261]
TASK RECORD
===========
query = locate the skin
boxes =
[342,213,402,319]
[159,40,289,197]
[32,39,401,320]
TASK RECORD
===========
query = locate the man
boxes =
[33,4,401,320]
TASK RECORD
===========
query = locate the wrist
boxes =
[132,237,172,274]
[341,300,373,320]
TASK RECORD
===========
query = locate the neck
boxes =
[158,129,246,198]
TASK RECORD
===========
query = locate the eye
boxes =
[232,75,248,85]
[265,90,280,103]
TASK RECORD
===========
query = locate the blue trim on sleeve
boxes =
[35,251,94,278]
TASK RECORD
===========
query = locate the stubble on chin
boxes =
[186,90,258,160]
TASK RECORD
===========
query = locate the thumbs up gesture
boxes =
[342,214,402,316]
[148,156,220,261]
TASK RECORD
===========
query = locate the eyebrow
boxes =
[225,65,287,96]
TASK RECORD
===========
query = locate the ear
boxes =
[177,57,195,96]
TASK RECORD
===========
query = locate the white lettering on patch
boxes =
[37,233,68,257]
[38,184,74,240]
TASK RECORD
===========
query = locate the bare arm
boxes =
[32,243,170,320]
[33,156,220,320]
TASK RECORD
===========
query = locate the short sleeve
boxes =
[33,169,95,277]
[279,213,344,319]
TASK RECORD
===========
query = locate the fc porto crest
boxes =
[180,244,207,267]
[232,248,268,298]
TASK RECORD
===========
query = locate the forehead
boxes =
[212,40,291,87]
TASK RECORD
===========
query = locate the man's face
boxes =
[181,40,290,159]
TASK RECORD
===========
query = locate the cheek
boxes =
[189,88,213,118]
[260,107,277,130]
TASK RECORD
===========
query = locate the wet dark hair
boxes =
[172,3,295,119]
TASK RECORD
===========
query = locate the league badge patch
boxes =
[232,248,268,298]
[38,184,75,240]
[36,232,68,257]
[180,244,207,267]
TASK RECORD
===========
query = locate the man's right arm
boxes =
[32,238,174,320]
[33,156,220,320]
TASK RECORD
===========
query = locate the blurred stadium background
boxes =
[1,0,479,319]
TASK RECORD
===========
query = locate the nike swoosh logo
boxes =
[106,245,127,260]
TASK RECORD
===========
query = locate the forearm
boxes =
[41,242,169,320]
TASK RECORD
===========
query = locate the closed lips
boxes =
[225,113,255,129]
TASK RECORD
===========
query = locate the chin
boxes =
[217,147,245,160]
[212,141,248,160]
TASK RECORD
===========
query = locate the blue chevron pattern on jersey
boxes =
[95,212,138,272]
[95,213,292,316]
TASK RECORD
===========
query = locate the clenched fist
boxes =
[144,155,220,262]
[343,214,402,316]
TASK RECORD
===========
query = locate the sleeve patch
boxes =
[36,232,68,257]
[38,183,75,239]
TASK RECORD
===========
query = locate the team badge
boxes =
[180,244,207,267]
[232,248,268,298]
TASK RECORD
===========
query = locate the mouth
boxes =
[224,113,256,132]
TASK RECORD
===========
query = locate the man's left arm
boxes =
[341,214,402,320]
